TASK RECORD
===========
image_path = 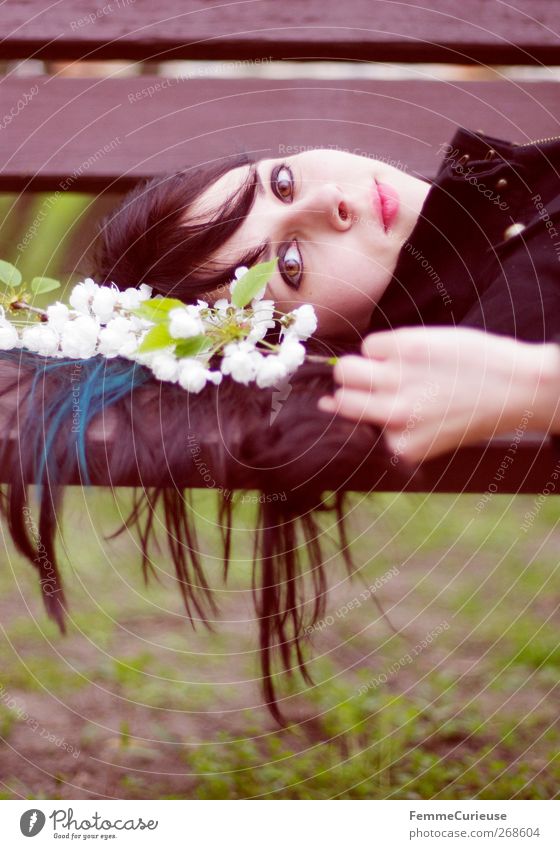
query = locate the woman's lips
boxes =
[373,179,400,231]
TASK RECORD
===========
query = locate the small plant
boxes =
[0,259,60,315]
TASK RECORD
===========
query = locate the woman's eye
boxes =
[272,163,294,201]
[279,240,303,289]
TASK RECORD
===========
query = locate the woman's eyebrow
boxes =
[250,161,271,261]
[254,164,265,198]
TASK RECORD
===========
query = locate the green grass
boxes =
[0,488,559,799]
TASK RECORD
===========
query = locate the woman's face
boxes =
[188,149,430,338]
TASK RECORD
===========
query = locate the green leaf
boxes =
[231,258,278,309]
[0,260,22,288]
[30,276,61,295]
[137,323,174,353]
[174,335,212,359]
[132,297,186,324]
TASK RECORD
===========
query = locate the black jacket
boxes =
[367,126,560,343]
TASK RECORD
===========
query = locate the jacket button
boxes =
[484,148,497,160]
[504,222,525,240]
[496,177,508,189]
[457,153,470,166]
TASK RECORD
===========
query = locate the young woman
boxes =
[2,126,560,720]
[318,126,560,463]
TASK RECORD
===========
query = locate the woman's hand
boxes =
[317,326,560,464]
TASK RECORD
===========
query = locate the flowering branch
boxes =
[0,258,337,392]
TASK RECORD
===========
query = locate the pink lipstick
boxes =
[373,179,400,232]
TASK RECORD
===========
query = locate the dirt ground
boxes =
[1,489,559,799]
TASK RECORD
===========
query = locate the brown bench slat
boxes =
[1,430,556,494]
[393,437,560,496]
[2,0,560,64]
[306,438,559,495]
[2,78,559,193]
[1,370,553,494]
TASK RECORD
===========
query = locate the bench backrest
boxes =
[1,0,559,492]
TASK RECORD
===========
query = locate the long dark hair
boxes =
[0,154,402,723]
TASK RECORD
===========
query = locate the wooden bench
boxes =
[2,0,560,493]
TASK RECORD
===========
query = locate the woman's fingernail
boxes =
[318,396,336,411]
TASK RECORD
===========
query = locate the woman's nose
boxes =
[284,183,352,232]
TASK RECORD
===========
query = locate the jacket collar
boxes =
[366,126,559,334]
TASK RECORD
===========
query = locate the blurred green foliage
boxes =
[0,190,120,305]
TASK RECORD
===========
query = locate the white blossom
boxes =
[283,303,318,340]
[183,303,206,320]
[116,283,152,311]
[68,278,97,315]
[220,340,259,385]
[91,285,119,323]
[278,336,306,370]
[253,299,275,317]
[22,324,60,357]
[255,355,288,388]
[213,298,230,315]
[117,336,141,358]
[206,370,223,386]
[0,271,316,393]
[222,340,245,357]
[150,352,179,382]
[177,359,208,393]
[98,316,137,358]
[0,323,20,350]
[220,356,254,385]
[118,283,152,310]
[127,314,153,333]
[247,299,276,343]
[60,315,99,358]
[117,288,141,310]
[168,307,204,339]
[46,302,70,332]
[246,324,268,344]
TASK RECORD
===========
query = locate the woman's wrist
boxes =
[515,341,560,435]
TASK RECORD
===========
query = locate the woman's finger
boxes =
[333,354,397,392]
[360,329,406,360]
[317,386,407,427]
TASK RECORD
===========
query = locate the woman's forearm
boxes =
[317,327,560,463]
[519,342,560,435]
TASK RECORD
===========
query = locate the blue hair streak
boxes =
[22,351,152,490]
